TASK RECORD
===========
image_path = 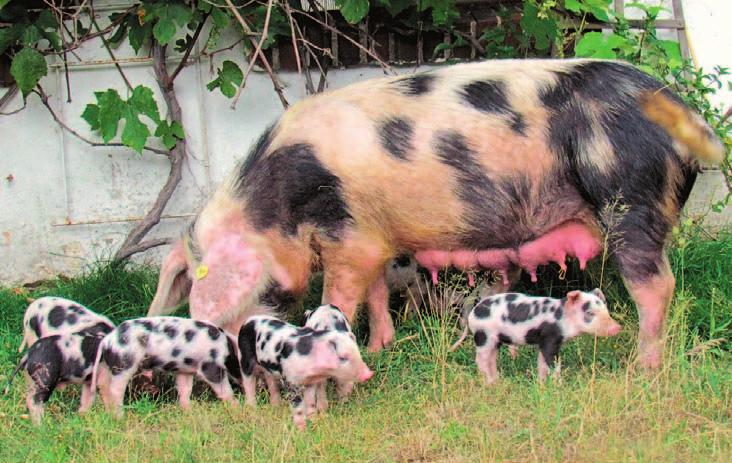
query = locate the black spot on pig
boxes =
[473,300,492,319]
[137,320,154,331]
[224,336,241,381]
[104,349,134,375]
[524,322,562,346]
[238,321,258,376]
[164,326,178,339]
[29,316,41,337]
[505,294,518,302]
[80,336,101,363]
[207,326,220,341]
[184,357,194,366]
[474,330,487,347]
[260,360,282,374]
[201,362,223,383]
[379,117,414,161]
[48,307,66,328]
[396,74,435,96]
[237,143,353,239]
[117,324,130,346]
[459,79,525,135]
[334,319,348,332]
[66,313,77,324]
[172,348,181,357]
[69,305,83,314]
[507,303,532,323]
[296,335,313,355]
[259,282,299,313]
[497,333,512,345]
[268,319,285,329]
[582,302,591,312]
[184,330,196,342]
[583,311,595,324]
[281,342,293,359]
[77,322,114,338]
[210,348,218,359]
[554,307,563,320]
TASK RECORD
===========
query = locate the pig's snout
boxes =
[606,322,621,337]
[358,367,374,383]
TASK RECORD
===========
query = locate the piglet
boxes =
[5,333,102,425]
[452,289,620,383]
[91,317,242,417]
[304,304,356,411]
[239,315,373,430]
[19,296,115,352]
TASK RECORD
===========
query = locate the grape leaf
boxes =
[520,1,558,51]
[207,60,243,98]
[336,0,369,25]
[81,104,101,131]
[95,89,126,142]
[129,85,160,123]
[121,108,150,153]
[10,47,47,97]
[575,31,627,59]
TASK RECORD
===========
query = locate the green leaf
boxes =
[207,60,243,98]
[35,9,57,29]
[375,0,411,17]
[153,17,176,45]
[170,120,184,139]
[0,0,11,10]
[657,39,682,69]
[210,6,229,28]
[148,3,193,45]
[10,47,47,97]
[0,24,23,54]
[21,25,41,45]
[108,22,129,46]
[128,85,160,123]
[128,17,152,53]
[520,1,558,51]
[574,31,627,59]
[565,0,582,13]
[336,0,369,24]
[95,89,126,142]
[81,104,101,130]
[121,108,150,153]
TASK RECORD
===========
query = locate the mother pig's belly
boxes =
[414,221,602,284]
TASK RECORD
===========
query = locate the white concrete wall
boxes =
[0,1,729,285]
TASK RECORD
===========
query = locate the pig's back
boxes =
[231,59,691,250]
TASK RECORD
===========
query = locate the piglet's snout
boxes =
[606,322,622,337]
[358,367,374,383]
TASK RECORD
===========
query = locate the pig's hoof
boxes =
[367,327,395,353]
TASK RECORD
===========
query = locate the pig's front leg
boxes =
[263,372,282,406]
[175,373,194,410]
[288,386,307,431]
[366,273,395,353]
[78,382,95,414]
[242,372,257,406]
[537,338,562,382]
[476,341,499,385]
[335,380,354,400]
[303,385,317,418]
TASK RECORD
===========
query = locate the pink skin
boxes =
[366,275,395,352]
[415,250,451,284]
[189,233,264,324]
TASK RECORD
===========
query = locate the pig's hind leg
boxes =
[175,373,195,410]
[475,333,499,385]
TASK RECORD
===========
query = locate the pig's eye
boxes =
[338,355,349,363]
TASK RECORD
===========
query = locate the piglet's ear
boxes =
[592,288,606,302]
[566,290,582,305]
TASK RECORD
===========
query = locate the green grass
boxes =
[1,227,731,462]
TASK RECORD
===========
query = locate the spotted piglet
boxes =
[239,316,373,430]
[452,289,621,383]
[19,296,115,352]
[304,304,357,411]
[5,333,103,425]
[92,317,242,417]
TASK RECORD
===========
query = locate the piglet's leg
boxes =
[201,366,235,404]
[176,373,195,410]
[315,382,328,412]
[242,374,257,406]
[303,386,317,418]
[289,387,307,431]
[106,374,131,419]
[78,382,95,414]
[476,344,499,385]
[538,338,562,382]
[264,373,282,406]
[25,374,52,426]
[336,380,354,401]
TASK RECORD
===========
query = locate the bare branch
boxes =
[230,0,274,109]
[0,85,21,114]
[89,0,133,92]
[223,0,288,108]
[294,9,394,74]
[114,237,174,261]
[454,30,486,55]
[282,1,302,74]
[170,12,210,83]
[113,43,187,261]
[35,86,170,156]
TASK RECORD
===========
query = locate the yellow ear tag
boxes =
[195,264,209,280]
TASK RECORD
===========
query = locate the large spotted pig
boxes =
[452,290,621,383]
[91,317,242,417]
[239,315,373,430]
[304,304,357,410]
[5,334,102,425]
[147,59,724,369]
[18,297,115,352]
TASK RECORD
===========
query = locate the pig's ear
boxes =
[592,288,606,302]
[189,233,264,325]
[147,239,192,317]
[566,290,582,307]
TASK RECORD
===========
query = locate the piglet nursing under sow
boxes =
[452,290,621,383]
